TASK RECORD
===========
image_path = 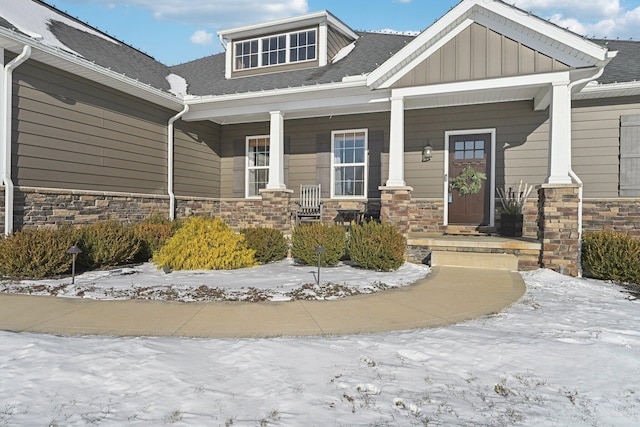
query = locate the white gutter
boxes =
[567,66,606,277]
[1,45,31,236]
[167,105,189,221]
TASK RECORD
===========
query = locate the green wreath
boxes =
[451,166,487,196]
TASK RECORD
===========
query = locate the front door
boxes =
[448,133,491,225]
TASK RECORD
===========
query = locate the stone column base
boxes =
[259,189,294,235]
[538,184,580,276]
[379,186,413,236]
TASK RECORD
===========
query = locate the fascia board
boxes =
[574,81,640,100]
[0,30,184,111]
[366,0,476,89]
[392,70,571,99]
[368,0,610,89]
[218,10,358,41]
[481,1,608,62]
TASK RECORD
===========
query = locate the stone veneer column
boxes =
[379,186,413,236]
[537,184,580,276]
[259,189,293,235]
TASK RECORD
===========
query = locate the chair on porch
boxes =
[295,184,323,225]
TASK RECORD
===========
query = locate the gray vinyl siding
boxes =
[327,27,354,60]
[393,23,569,88]
[405,101,549,198]
[13,60,171,194]
[572,97,640,197]
[174,121,221,198]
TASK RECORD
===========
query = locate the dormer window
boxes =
[234,28,318,71]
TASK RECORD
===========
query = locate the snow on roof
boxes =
[166,73,188,97]
[0,0,118,56]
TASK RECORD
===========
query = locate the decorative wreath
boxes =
[451,166,487,196]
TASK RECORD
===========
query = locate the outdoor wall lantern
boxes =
[66,245,83,284]
[422,143,433,162]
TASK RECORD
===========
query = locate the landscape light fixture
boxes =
[66,245,82,285]
[315,246,325,286]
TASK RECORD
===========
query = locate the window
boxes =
[290,29,316,62]
[234,28,317,71]
[332,130,367,198]
[246,136,270,197]
[454,140,485,160]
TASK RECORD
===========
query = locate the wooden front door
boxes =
[448,133,491,225]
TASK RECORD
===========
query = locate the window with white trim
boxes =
[332,130,367,198]
[246,136,270,198]
[234,28,317,71]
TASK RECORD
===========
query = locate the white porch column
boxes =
[385,96,406,187]
[267,110,286,190]
[546,81,573,184]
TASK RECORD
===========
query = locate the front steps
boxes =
[407,232,542,271]
[431,251,518,271]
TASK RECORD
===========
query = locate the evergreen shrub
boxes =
[582,231,640,284]
[0,227,75,279]
[291,223,346,266]
[152,216,257,270]
[241,227,288,264]
[348,221,406,271]
[134,215,182,261]
[75,221,142,269]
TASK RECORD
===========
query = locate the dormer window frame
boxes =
[233,27,318,72]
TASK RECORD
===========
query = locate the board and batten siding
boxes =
[13,60,171,194]
[572,97,640,198]
[393,23,569,88]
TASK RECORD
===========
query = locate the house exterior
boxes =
[1,0,639,275]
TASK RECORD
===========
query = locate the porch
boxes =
[406,231,542,272]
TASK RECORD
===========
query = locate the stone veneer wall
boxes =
[380,187,412,235]
[537,185,580,276]
[218,190,293,234]
[408,199,445,233]
[582,199,640,238]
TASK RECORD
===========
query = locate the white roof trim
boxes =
[218,10,358,42]
[574,81,640,100]
[0,28,184,111]
[367,0,611,90]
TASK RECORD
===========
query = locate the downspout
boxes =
[167,104,189,221]
[567,67,605,277]
[2,45,31,236]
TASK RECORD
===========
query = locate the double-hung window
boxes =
[246,136,270,198]
[234,28,317,71]
[332,130,367,198]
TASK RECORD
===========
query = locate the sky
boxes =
[38,0,640,65]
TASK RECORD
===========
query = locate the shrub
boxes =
[134,215,182,261]
[0,227,76,279]
[291,223,346,266]
[152,216,257,270]
[348,221,406,271]
[241,227,288,264]
[74,221,142,270]
[582,231,640,284]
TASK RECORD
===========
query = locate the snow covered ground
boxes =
[1,268,639,425]
[0,260,430,302]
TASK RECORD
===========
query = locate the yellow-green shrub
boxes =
[74,221,142,269]
[582,231,640,284]
[152,216,257,270]
[241,227,288,264]
[348,221,406,271]
[291,223,346,266]
[0,227,76,279]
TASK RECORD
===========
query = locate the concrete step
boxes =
[431,251,519,271]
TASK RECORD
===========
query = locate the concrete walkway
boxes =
[0,266,526,338]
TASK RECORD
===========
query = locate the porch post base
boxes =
[379,186,413,236]
[537,184,580,276]
[258,189,294,235]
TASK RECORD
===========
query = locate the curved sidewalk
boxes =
[0,266,526,338]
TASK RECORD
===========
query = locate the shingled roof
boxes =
[1,0,639,99]
[170,32,414,96]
